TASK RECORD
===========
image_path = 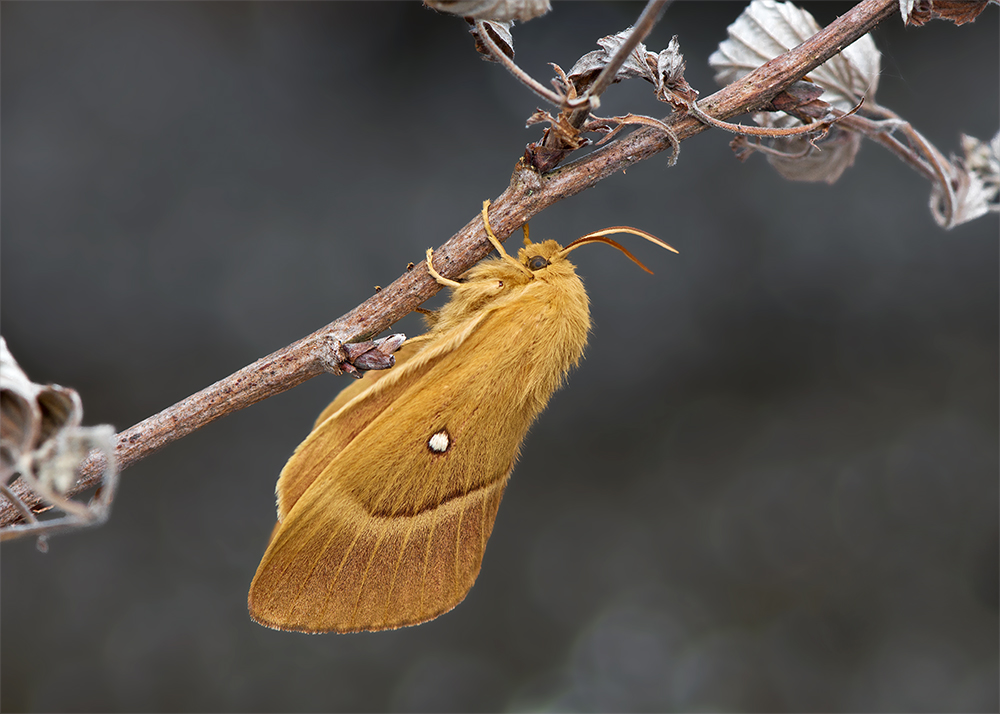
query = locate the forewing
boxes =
[274,336,430,519]
[250,312,537,632]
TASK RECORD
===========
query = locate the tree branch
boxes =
[0,0,899,528]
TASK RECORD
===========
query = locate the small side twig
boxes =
[685,95,864,140]
[834,104,956,218]
[475,19,565,107]
[592,113,680,166]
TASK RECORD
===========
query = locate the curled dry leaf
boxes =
[526,32,693,173]
[426,0,550,22]
[566,27,656,91]
[961,131,1000,179]
[1,337,82,485]
[899,0,918,23]
[469,19,514,61]
[0,336,118,548]
[931,131,1000,228]
[565,31,696,109]
[708,0,880,184]
[902,0,997,27]
[654,37,698,106]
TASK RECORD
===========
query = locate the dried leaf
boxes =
[931,131,1000,228]
[566,27,655,91]
[929,1,995,24]
[708,1,878,184]
[426,0,549,22]
[903,0,996,26]
[899,0,918,24]
[709,0,880,110]
[765,129,862,184]
[565,31,697,114]
[1,338,83,481]
[469,20,514,61]
[931,165,996,228]
[961,131,1000,177]
[654,36,698,106]
[0,336,119,547]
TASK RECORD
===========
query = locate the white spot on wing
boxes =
[428,430,450,453]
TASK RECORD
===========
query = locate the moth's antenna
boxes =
[560,227,678,275]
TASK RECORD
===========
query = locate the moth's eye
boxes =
[528,255,550,271]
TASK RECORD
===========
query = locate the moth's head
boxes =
[516,239,573,278]
[514,225,679,278]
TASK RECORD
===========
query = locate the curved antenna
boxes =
[559,227,678,275]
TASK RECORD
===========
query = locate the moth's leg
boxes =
[480,199,507,256]
[481,199,531,275]
[425,248,462,289]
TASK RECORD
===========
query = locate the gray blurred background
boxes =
[2,2,997,711]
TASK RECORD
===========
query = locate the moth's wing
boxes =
[249,311,538,633]
[274,335,432,521]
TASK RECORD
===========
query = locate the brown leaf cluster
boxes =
[1,337,118,547]
[469,20,514,61]
[902,0,997,26]
[566,32,696,106]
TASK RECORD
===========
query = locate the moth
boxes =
[249,201,676,633]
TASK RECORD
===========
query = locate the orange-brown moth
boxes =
[248,201,676,633]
